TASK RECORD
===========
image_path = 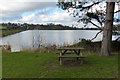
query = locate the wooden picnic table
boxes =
[57,47,85,65]
[57,47,84,56]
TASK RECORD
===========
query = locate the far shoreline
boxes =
[1,29,119,38]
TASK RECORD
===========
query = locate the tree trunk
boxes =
[100,2,115,56]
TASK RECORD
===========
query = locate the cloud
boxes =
[0,2,56,19]
[1,0,58,2]
[0,1,79,26]
[0,1,119,28]
[17,10,79,26]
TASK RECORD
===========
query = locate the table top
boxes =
[57,47,84,50]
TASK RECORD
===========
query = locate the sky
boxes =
[0,0,119,27]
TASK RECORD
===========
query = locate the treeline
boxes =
[1,22,119,31]
[113,24,120,31]
[1,22,99,30]
[1,23,78,30]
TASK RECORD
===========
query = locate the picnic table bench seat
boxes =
[58,56,86,61]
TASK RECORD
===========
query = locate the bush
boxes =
[1,45,11,52]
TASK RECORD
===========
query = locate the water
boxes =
[0,30,118,52]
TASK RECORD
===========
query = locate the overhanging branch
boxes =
[91,30,102,41]
[114,10,120,13]
[81,2,100,10]
[115,37,120,41]
[89,21,103,30]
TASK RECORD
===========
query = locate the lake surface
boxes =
[0,30,119,52]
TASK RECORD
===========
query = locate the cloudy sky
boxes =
[0,0,119,27]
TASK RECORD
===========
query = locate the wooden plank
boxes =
[58,56,86,58]
[57,47,84,50]
[62,52,78,54]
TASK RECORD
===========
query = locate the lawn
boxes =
[2,52,119,78]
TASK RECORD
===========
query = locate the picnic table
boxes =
[57,47,86,65]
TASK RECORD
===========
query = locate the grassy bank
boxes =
[2,52,118,78]
[0,30,24,37]
[71,39,120,53]
[0,26,7,29]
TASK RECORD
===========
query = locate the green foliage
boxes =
[1,23,79,31]
[81,38,91,43]
[2,52,118,78]
[72,39,120,53]
[0,30,24,37]
[86,12,102,26]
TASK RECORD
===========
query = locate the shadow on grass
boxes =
[60,58,92,68]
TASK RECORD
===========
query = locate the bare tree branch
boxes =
[115,37,120,41]
[89,21,103,30]
[80,2,100,10]
[91,30,102,41]
[114,10,120,13]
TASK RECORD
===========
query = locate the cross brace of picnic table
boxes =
[57,47,86,65]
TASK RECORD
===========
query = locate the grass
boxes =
[0,26,7,29]
[0,30,24,37]
[2,52,119,78]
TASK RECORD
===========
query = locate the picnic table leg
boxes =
[62,50,68,55]
[59,52,62,65]
[76,57,79,60]
[77,50,83,56]
[60,58,62,65]
[73,50,80,55]
[59,50,67,65]
[78,50,80,55]
[59,57,60,61]
[73,50,80,60]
